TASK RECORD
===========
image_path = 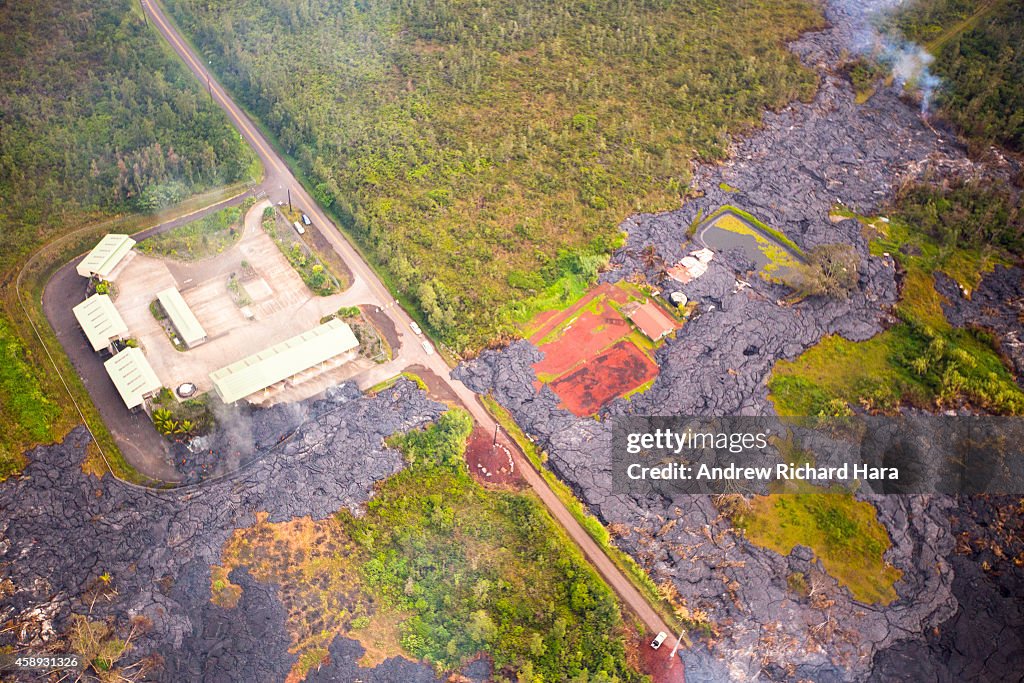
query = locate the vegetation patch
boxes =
[166,0,824,351]
[149,388,215,439]
[261,207,340,296]
[731,484,902,605]
[139,199,254,260]
[770,185,1024,416]
[0,318,60,480]
[212,410,645,682]
[840,57,888,104]
[479,396,694,632]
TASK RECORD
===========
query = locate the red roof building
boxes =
[627,301,677,341]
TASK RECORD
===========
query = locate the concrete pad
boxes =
[243,278,273,302]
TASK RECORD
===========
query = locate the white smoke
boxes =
[891,45,942,112]
[831,0,942,113]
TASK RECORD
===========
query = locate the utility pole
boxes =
[140,0,148,25]
[493,423,498,446]
[287,188,292,212]
[207,74,213,100]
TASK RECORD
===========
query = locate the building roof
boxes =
[72,294,129,351]
[692,247,715,264]
[627,301,677,341]
[157,287,207,347]
[209,318,359,404]
[667,256,708,284]
[76,234,136,279]
[104,348,161,410]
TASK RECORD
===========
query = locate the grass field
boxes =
[139,198,254,261]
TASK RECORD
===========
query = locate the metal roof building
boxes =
[72,294,129,352]
[156,287,207,348]
[104,348,162,410]
[210,318,359,404]
[627,301,678,341]
[76,234,136,280]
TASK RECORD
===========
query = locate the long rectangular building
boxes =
[76,234,136,280]
[209,318,359,404]
[72,293,129,352]
[104,347,161,410]
[157,287,207,348]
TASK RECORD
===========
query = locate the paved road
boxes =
[141,0,678,649]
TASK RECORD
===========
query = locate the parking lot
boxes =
[112,200,365,399]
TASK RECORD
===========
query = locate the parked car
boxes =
[409,321,422,335]
[650,632,668,650]
[301,213,311,226]
[421,340,434,356]
[293,220,305,235]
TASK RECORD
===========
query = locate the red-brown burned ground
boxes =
[526,282,632,345]
[464,427,523,487]
[532,309,632,379]
[548,341,659,417]
[636,638,686,683]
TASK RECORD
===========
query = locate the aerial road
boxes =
[139,0,679,654]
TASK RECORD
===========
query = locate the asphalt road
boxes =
[140,0,679,653]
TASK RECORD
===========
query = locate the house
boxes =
[627,301,678,341]
[156,287,208,348]
[666,248,714,284]
[104,347,162,411]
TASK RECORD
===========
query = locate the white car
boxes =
[421,340,434,356]
[293,220,305,235]
[650,632,667,650]
[409,321,422,336]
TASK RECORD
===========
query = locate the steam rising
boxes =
[835,0,942,112]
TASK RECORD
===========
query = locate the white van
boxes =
[293,221,305,235]
[650,632,667,650]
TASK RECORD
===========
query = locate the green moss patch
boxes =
[733,485,902,605]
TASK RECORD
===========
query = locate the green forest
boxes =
[0,0,254,477]
[0,0,255,272]
[165,0,823,350]
[894,0,1024,150]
